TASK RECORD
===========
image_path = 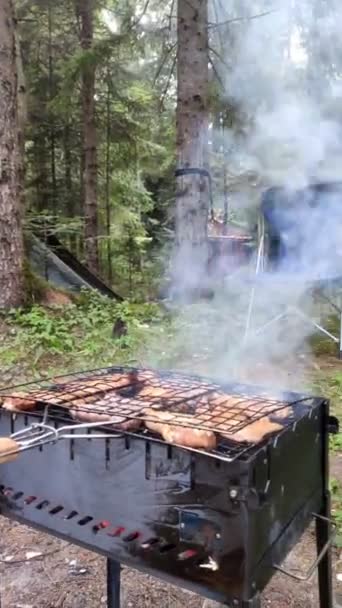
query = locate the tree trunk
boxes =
[15,24,26,198]
[0,0,24,308]
[48,1,57,213]
[105,65,113,284]
[64,124,72,213]
[75,0,99,274]
[174,0,209,295]
[64,122,78,252]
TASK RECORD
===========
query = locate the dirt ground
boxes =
[0,457,340,608]
[0,521,340,608]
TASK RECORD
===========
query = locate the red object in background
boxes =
[207,218,253,277]
[207,235,253,277]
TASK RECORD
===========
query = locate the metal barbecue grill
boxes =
[0,366,339,608]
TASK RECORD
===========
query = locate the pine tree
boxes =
[0,0,24,308]
[174,0,210,294]
[75,0,100,274]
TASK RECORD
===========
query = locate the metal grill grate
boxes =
[0,366,313,440]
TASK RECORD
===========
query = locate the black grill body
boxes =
[0,381,337,608]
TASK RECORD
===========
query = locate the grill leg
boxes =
[316,493,334,608]
[107,559,121,608]
[246,594,261,608]
[203,595,261,608]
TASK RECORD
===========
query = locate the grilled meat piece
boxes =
[143,395,289,447]
[143,408,217,449]
[69,397,142,432]
[1,371,289,448]
[224,417,283,443]
[1,372,148,412]
[1,392,37,412]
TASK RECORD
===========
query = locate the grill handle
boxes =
[0,422,125,464]
[273,513,336,582]
[0,438,20,464]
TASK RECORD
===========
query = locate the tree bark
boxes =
[105,64,113,283]
[174,0,209,295]
[0,0,24,308]
[48,1,57,213]
[75,0,99,274]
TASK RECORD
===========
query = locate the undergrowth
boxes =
[331,478,342,548]
[0,289,168,384]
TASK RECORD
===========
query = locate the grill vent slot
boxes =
[50,505,64,515]
[65,510,78,520]
[24,496,37,505]
[3,487,13,497]
[141,538,159,549]
[93,521,111,534]
[107,526,125,538]
[178,550,197,561]
[36,500,49,510]
[78,516,93,526]
[159,543,176,554]
[123,532,140,542]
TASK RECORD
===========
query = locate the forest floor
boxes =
[0,297,341,607]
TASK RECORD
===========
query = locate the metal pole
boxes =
[292,308,339,343]
[243,232,264,343]
[316,399,334,608]
[315,505,334,608]
[107,559,121,608]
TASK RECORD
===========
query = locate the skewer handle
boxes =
[0,438,20,464]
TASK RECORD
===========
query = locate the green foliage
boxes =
[0,290,165,376]
[22,261,48,304]
[16,0,175,296]
[8,305,76,354]
[330,478,342,546]
[331,432,342,453]
[313,371,342,453]
[312,370,342,540]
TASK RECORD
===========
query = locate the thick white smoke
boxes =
[221,0,342,186]
[164,0,342,389]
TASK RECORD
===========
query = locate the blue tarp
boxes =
[261,182,342,277]
[28,235,122,300]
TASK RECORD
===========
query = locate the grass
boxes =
[313,370,342,547]
[331,479,342,549]
[313,371,342,453]
[0,290,172,385]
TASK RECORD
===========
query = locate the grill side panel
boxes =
[246,399,325,595]
[0,411,248,605]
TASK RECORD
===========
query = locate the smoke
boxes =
[163,0,342,389]
[221,0,342,185]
